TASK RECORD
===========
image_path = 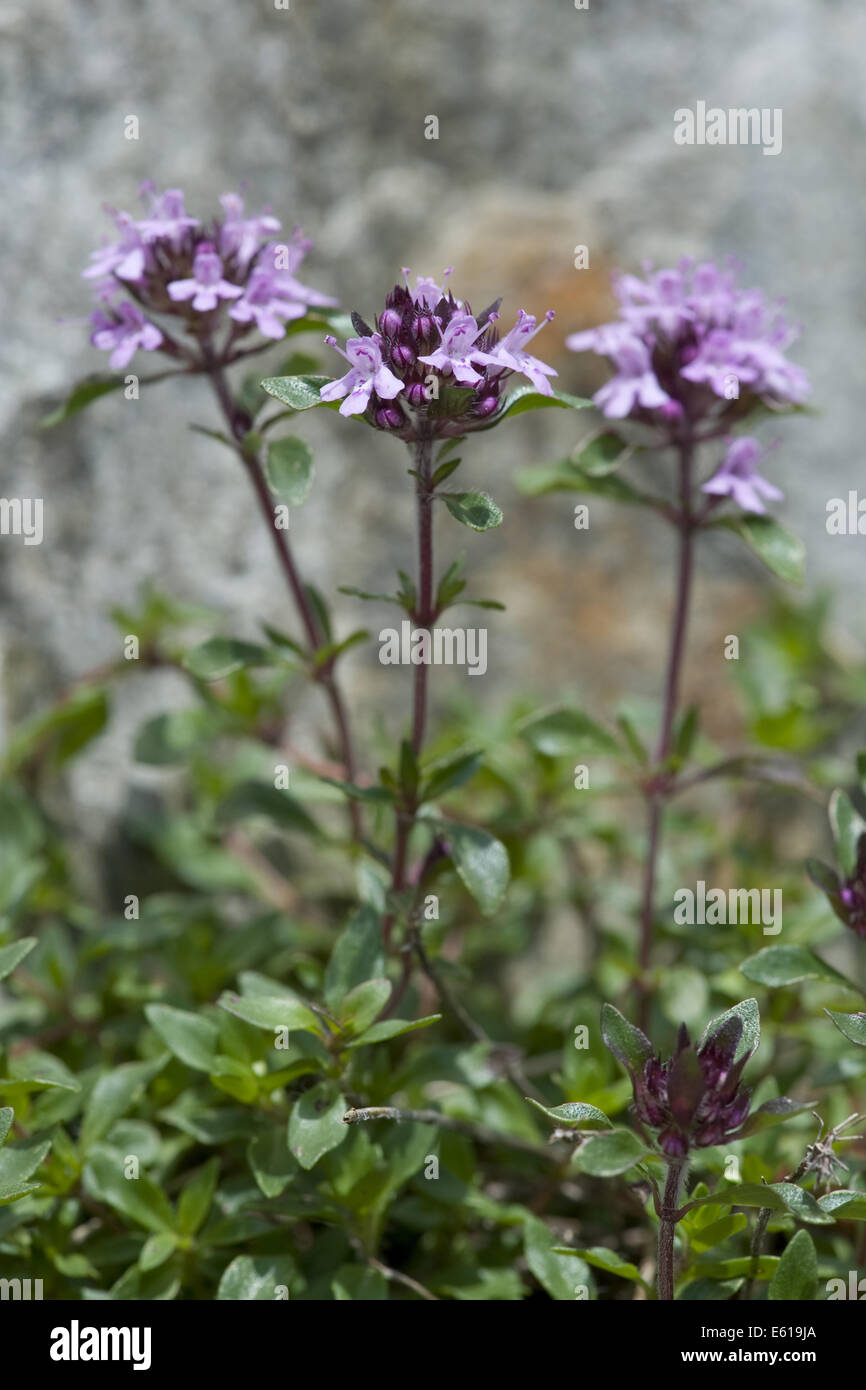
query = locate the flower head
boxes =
[604,1005,754,1158]
[567,258,809,426]
[701,436,783,514]
[320,271,556,438]
[82,184,334,370]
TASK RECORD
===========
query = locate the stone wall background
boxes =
[1,0,864,836]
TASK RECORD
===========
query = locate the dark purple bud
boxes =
[406,381,428,406]
[379,306,403,337]
[375,405,403,430]
[412,311,436,344]
[475,394,500,417]
[390,343,415,370]
[658,400,684,421]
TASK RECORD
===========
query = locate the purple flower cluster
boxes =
[631,1016,752,1157]
[83,184,335,370]
[566,259,809,426]
[320,269,557,439]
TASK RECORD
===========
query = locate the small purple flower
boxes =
[702,436,783,514]
[593,336,672,419]
[135,186,199,248]
[89,302,163,369]
[229,263,307,339]
[320,334,405,417]
[218,192,281,269]
[417,312,492,386]
[478,309,558,395]
[82,213,146,284]
[167,242,243,312]
[403,267,453,309]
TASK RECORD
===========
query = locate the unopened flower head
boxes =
[320,268,557,439]
[566,258,809,428]
[83,184,336,368]
[628,1014,752,1157]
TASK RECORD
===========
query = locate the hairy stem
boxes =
[658,1158,686,1301]
[205,359,361,840]
[383,433,435,949]
[636,434,695,1028]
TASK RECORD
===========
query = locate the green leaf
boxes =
[139,1232,178,1272]
[740,945,852,990]
[260,374,340,413]
[324,906,385,1012]
[573,1129,651,1177]
[527,1099,613,1130]
[524,1217,590,1300]
[443,491,503,532]
[247,1129,297,1198]
[486,385,592,426]
[700,998,760,1062]
[288,1081,347,1170]
[216,780,321,838]
[421,750,483,803]
[718,514,805,585]
[83,1148,175,1234]
[571,432,629,476]
[818,1189,866,1220]
[0,1109,12,1147]
[177,1157,219,1235]
[440,820,510,915]
[3,1050,80,1093]
[825,1008,866,1046]
[145,1004,219,1072]
[134,707,226,765]
[183,636,274,682]
[516,460,649,504]
[829,788,866,877]
[218,992,322,1037]
[0,1132,53,1202]
[217,1254,297,1300]
[432,456,461,487]
[556,1245,647,1287]
[0,937,37,981]
[337,978,392,1036]
[519,706,620,757]
[345,1014,441,1048]
[601,1003,653,1075]
[805,857,840,897]
[265,435,315,506]
[80,1056,168,1150]
[41,373,125,428]
[738,1096,816,1138]
[768,1229,817,1300]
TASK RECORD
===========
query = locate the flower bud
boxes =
[406,381,428,406]
[475,394,499,417]
[390,343,415,370]
[379,307,403,338]
[375,405,404,429]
